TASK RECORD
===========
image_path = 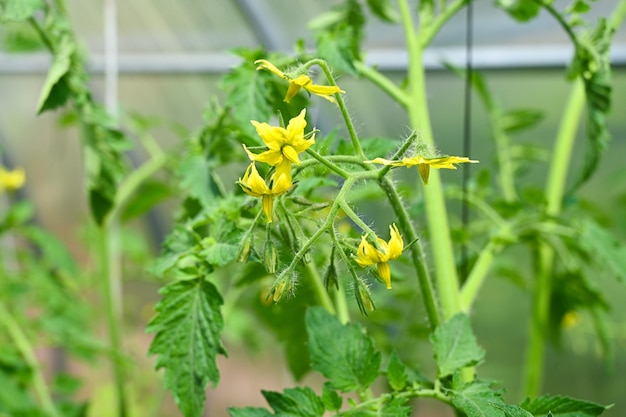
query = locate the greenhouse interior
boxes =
[1,0,626,416]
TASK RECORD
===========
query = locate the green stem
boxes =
[354,61,409,107]
[305,148,350,178]
[400,0,461,320]
[0,303,60,417]
[460,239,501,312]
[307,59,366,159]
[304,262,336,315]
[329,233,352,324]
[378,177,440,329]
[420,0,471,47]
[97,226,128,417]
[376,132,417,178]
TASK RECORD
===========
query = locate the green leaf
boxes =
[496,0,541,22]
[305,307,381,392]
[147,277,226,417]
[199,241,239,267]
[430,314,485,377]
[386,350,408,391]
[21,226,78,276]
[315,26,358,76]
[490,404,534,417]
[221,50,273,136]
[520,394,607,416]
[0,0,43,21]
[228,407,273,417]
[365,0,398,23]
[500,109,544,134]
[344,397,412,417]
[0,201,34,233]
[262,387,324,417]
[37,35,74,113]
[579,219,626,284]
[177,153,218,210]
[452,381,505,417]
[321,383,343,412]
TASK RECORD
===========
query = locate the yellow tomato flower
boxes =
[0,166,25,193]
[238,162,292,223]
[245,109,315,166]
[255,59,345,103]
[354,224,404,289]
[367,155,479,185]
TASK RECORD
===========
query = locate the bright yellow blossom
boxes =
[245,109,314,166]
[0,166,25,193]
[255,59,345,103]
[355,224,404,289]
[238,162,292,223]
[367,155,479,185]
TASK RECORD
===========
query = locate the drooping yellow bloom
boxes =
[367,155,479,185]
[0,166,25,193]
[238,162,292,223]
[245,109,315,166]
[355,224,404,289]
[255,59,345,103]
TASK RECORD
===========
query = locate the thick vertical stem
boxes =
[399,0,461,320]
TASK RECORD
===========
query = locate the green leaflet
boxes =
[262,387,325,417]
[578,218,626,285]
[343,397,412,417]
[305,307,381,392]
[496,0,541,22]
[452,381,506,417]
[365,0,398,23]
[0,0,43,22]
[147,277,226,417]
[228,407,273,417]
[36,34,74,113]
[386,350,408,391]
[520,394,608,416]
[491,404,534,417]
[430,314,485,378]
[315,27,358,76]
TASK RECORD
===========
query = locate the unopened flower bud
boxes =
[237,234,253,263]
[354,279,376,315]
[268,273,294,303]
[264,239,278,274]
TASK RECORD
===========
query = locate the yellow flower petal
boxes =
[305,84,344,103]
[254,59,286,79]
[376,262,392,289]
[284,82,302,103]
[386,224,404,260]
[262,195,274,222]
[250,120,284,150]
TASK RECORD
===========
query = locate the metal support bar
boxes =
[1,45,625,74]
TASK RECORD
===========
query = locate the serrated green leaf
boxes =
[500,109,544,133]
[315,27,358,76]
[386,350,408,391]
[520,394,607,417]
[430,314,485,377]
[491,404,534,417]
[365,0,398,22]
[0,0,43,21]
[177,153,218,210]
[452,381,505,417]
[263,387,324,417]
[147,277,226,417]
[344,397,412,417]
[579,219,626,284]
[306,307,381,392]
[321,383,343,412]
[221,54,273,137]
[228,407,273,417]
[37,35,74,113]
[200,242,239,267]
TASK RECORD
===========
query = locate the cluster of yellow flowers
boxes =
[238,59,343,224]
[237,59,478,290]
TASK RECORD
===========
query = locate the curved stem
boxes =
[307,59,366,159]
[378,177,440,329]
[305,149,350,178]
[460,239,501,312]
[0,303,60,417]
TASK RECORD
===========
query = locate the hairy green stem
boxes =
[399,0,461,320]
[307,59,365,159]
[378,177,440,329]
[305,148,350,178]
[0,303,60,417]
[376,132,417,178]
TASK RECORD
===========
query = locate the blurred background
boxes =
[1,0,625,416]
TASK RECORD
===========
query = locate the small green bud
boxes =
[237,234,253,263]
[264,239,278,274]
[268,273,294,303]
[323,247,338,289]
[354,278,376,315]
